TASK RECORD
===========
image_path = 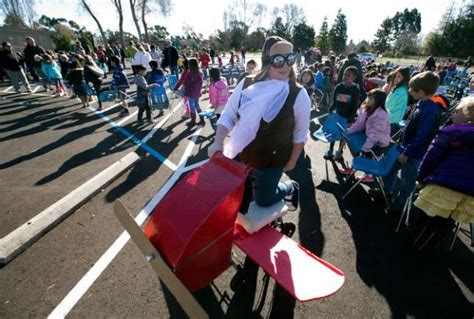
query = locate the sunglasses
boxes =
[269,54,296,68]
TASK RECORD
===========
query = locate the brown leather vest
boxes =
[239,77,301,168]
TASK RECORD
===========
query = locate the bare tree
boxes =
[129,0,142,42]
[111,0,126,48]
[79,0,108,45]
[0,0,36,27]
[140,0,172,43]
[273,3,305,34]
[253,3,267,28]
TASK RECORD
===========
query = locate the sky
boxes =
[31,0,457,43]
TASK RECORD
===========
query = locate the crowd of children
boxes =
[298,49,473,248]
[1,35,473,248]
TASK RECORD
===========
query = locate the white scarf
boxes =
[224,80,290,159]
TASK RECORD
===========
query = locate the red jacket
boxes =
[199,53,211,68]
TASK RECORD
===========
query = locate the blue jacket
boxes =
[111,64,130,91]
[314,71,325,91]
[399,96,448,160]
[42,61,62,80]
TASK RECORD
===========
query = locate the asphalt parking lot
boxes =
[0,77,473,318]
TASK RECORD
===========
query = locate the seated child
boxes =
[414,96,474,224]
[344,89,391,181]
[383,71,448,212]
[238,59,257,82]
[147,60,166,116]
[324,66,360,160]
[208,67,229,116]
[298,69,315,96]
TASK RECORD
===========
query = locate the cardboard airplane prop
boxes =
[114,153,344,318]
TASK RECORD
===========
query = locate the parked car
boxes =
[358,52,376,63]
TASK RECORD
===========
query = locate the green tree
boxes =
[52,24,75,51]
[270,16,291,39]
[328,9,347,54]
[246,27,266,51]
[38,15,67,30]
[372,8,421,54]
[423,2,474,57]
[292,21,315,51]
[148,24,169,42]
[315,16,329,54]
[372,18,392,53]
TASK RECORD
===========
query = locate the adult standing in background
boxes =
[23,37,47,90]
[0,42,32,93]
[423,56,436,72]
[149,44,162,66]
[209,47,216,65]
[125,42,138,69]
[241,47,246,64]
[161,40,180,80]
[133,45,152,72]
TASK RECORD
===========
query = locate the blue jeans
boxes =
[383,157,421,209]
[251,166,291,207]
[170,65,179,80]
[187,97,202,114]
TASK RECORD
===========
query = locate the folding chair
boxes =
[312,112,348,143]
[395,191,416,232]
[312,112,348,180]
[198,109,218,131]
[168,75,178,91]
[341,145,400,206]
[150,85,171,117]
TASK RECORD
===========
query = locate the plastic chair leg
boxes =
[470,223,474,246]
[342,178,363,200]
[449,222,461,251]
[325,159,329,181]
[396,192,413,232]
[375,177,389,210]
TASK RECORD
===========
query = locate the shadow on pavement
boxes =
[317,164,474,318]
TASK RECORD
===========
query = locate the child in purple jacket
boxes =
[415,96,474,224]
[173,58,204,128]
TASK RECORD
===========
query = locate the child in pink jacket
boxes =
[208,67,229,116]
[345,89,391,181]
[348,89,391,152]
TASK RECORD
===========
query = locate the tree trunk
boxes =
[141,0,149,43]
[80,0,108,45]
[129,0,142,42]
[112,0,126,48]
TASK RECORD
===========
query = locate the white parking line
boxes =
[180,159,209,173]
[311,112,329,123]
[116,110,138,126]
[3,86,13,92]
[48,127,203,319]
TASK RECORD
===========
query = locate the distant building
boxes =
[0,26,54,51]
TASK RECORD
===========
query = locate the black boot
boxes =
[198,114,206,126]
[186,112,196,127]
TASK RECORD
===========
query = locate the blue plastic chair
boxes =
[168,75,178,91]
[337,124,366,156]
[312,112,348,143]
[198,110,218,131]
[342,145,400,202]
